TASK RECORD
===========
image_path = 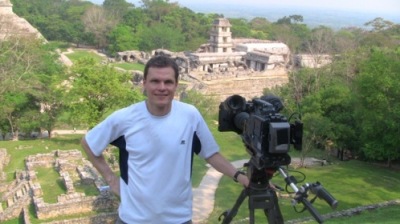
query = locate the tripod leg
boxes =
[264,190,284,224]
[248,189,273,224]
[249,206,255,224]
[219,188,248,224]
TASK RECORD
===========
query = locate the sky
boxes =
[90,0,400,14]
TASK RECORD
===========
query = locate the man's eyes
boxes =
[150,80,174,84]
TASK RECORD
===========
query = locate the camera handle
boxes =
[218,163,337,224]
[278,167,338,224]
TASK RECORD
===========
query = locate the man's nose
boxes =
[158,82,166,90]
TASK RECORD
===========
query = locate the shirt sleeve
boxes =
[194,108,220,159]
[85,111,122,157]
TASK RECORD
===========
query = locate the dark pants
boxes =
[116,216,192,224]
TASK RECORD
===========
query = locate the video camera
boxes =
[218,94,303,169]
[218,95,338,224]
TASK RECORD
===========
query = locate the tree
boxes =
[333,28,360,54]
[229,18,252,38]
[270,15,310,53]
[11,0,92,44]
[318,84,357,160]
[0,35,44,101]
[139,22,185,51]
[364,17,395,32]
[248,17,271,39]
[302,26,335,69]
[162,7,210,50]
[1,31,69,139]
[306,26,335,55]
[140,0,179,23]
[353,48,400,166]
[107,24,140,55]
[37,83,66,139]
[276,15,303,25]
[0,92,38,140]
[122,8,147,33]
[66,58,144,128]
[61,0,94,45]
[103,0,134,21]
[82,5,119,49]
[275,60,358,161]
[269,23,306,54]
[249,17,271,31]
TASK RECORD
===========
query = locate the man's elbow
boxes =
[81,136,95,157]
[206,152,221,163]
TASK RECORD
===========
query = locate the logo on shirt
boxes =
[180,140,186,145]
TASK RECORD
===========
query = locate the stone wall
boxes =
[43,212,118,224]
[0,179,32,221]
[34,193,118,220]
[197,68,288,101]
[25,153,55,170]
[0,149,119,223]
[0,148,10,181]
[294,54,332,68]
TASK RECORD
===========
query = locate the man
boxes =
[81,55,249,223]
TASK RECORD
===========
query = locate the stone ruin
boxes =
[0,148,10,181]
[114,18,326,101]
[0,0,44,40]
[0,149,120,223]
[294,54,333,68]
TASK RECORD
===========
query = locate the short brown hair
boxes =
[144,55,179,81]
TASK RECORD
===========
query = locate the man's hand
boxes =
[107,173,120,197]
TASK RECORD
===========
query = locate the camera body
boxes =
[218,95,303,169]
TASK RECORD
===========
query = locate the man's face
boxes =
[143,66,178,116]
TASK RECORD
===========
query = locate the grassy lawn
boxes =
[35,167,66,203]
[64,49,105,64]
[64,48,145,73]
[206,159,400,223]
[325,204,400,223]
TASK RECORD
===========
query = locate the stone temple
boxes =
[119,18,292,101]
[0,0,44,40]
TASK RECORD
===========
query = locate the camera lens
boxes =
[227,95,245,110]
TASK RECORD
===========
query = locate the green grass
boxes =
[35,167,66,203]
[206,159,400,223]
[74,180,99,196]
[48,41,71,52]
[325,204,400,223]
[64,49,146,73]
[65,49,105,64]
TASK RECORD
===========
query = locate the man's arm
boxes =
[206,152,249,187]
[81,137,120,196]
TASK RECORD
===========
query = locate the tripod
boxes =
[219,159,338,224]
[219,161,284,224]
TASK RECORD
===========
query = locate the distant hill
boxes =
[183,4,400,30]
